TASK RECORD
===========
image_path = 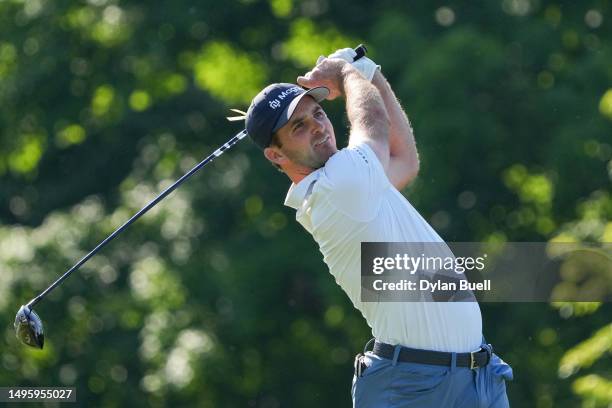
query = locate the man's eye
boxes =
[293,123,303,131]
[315,111,324,118]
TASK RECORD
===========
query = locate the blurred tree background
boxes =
[1,0,611,406]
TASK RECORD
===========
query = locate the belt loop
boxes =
[450,352,457,372]
[483,343,493,364]
[391,345,402,367]
[363,338,375,354]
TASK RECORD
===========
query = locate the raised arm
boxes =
[297,59,390,170]
[319,48,420,190]
[371,70,419,190]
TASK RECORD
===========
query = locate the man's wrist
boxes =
[340,64,365,94]
[371,69,384,85]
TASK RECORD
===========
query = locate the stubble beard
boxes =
[287,149,326,170]
[286,141,336,170]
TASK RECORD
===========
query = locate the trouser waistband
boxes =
[371,340,491,370]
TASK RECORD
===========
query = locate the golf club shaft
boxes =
[26,44,368,309]
[27,130,248,309]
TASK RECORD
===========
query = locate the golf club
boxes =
[14,44,368,349]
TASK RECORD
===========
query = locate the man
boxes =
[244,48,512,407]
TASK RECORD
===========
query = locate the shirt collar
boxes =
[283,169,322,210]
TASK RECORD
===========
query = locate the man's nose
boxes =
[311,116,324,134]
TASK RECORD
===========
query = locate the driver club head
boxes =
[14,305,45,349]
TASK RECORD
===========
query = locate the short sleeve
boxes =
[317,141,391,222]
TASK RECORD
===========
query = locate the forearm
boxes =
[295,57,391,167]
[341,65,390,163]
[371,70,419,187]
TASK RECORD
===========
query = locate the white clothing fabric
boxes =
[284,142,482,352]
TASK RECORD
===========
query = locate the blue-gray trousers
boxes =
[352,347,512,407]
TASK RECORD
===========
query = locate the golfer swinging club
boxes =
[243,48,513,407]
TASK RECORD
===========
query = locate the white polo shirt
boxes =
[284,142,482,353]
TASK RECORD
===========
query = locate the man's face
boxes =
[265,96,337,172]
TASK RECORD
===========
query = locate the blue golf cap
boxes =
[246,83,329,149]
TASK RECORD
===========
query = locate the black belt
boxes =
[371,341,491,370]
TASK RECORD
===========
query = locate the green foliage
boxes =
[1,1,611,407]
[282,19,356,67]
[194,42,267,105]
[572,375,612,407]
[559,323,612,377]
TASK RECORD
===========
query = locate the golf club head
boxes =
[14,305,44,349]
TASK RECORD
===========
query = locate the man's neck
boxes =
[286,171,312,184]
[285,166,315,184]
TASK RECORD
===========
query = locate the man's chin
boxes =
[291,146,338,170]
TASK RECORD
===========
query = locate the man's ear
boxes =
[264,146,286,166]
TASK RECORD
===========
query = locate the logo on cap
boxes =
[268,87,301,110]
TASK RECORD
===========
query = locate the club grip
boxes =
[353,44,367,61]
